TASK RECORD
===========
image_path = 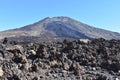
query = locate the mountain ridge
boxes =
[0,16,120,40]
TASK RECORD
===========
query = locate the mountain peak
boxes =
[39,16,74,23]
[52,16,72,19]
[0,16,120,40]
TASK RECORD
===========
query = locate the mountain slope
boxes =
[0,16,120,40]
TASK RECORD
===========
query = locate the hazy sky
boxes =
[0,0,120,32]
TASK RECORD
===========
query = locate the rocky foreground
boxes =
[0,38,120,80]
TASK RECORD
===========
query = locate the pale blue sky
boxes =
[0,0,120,32]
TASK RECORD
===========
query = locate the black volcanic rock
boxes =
[0,38,120,80]
[0,16,120,40]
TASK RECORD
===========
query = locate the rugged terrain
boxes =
[0,38,120,80]
[0,17,120,40]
